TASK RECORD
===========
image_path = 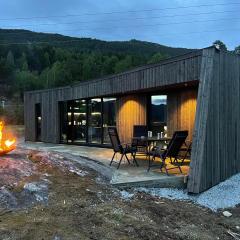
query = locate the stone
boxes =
[223,211,232,217]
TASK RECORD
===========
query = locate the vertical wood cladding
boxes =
[25,51,202,143]
[167,88,198,141]
[24,48,240,193]
[188,49,240,193]
[116,95,147,143]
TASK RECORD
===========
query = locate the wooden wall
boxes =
[188,48,240,193]
[116,95,147,143]
[24,51,202,143]
[167,88,198,141]
[24,47,240,194]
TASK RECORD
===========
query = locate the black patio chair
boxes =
[178,141,192,164]
[147,130,188,174]
[132,125,148,155]
[108,127,139,169]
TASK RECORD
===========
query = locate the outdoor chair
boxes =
[147,130,188,175]
[178,141,192,164]
[132,125,148,155]
[108,127,139,169]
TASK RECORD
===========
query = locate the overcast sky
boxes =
[0,0,239,50]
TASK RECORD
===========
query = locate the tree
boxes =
[213,40,227,51]
[234,45,240,55]
[6,50,15,68]
[18,53,28,71]
[114,55,133,73]
[43,52,51,67]
[148,53,169,64]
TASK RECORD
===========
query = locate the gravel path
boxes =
[136,173,240,211]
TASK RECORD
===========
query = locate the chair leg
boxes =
[125,154,131,165]
[110,152,116,166]
[161,158,169,176]
[147,154,151,172]
[174,157,183,173]
[181,149,190,164]
[132,152,139,167]
[117,154,124,169]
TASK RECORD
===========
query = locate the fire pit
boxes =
[0,121,16,155]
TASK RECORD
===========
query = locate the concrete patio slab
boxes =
[19,141,189,189]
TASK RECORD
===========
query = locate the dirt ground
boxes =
[0,148,239,240]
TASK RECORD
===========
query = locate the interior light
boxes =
[91,112,101,115]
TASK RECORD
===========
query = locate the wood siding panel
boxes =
[116,95,147,143]
[24,50,202,144]
[188,49,240,193]
[167,88,198,141]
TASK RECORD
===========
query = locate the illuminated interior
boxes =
[60,97,116,145]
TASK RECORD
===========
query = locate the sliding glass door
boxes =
[59,97,116,145]
[88,98,102,144]
[72,100,87,143]
[103,98,116,144]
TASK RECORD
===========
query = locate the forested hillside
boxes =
[0,29,194,101]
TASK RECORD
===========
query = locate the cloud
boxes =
[0,0,238,49]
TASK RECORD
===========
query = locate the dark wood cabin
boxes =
[24,47,240,193]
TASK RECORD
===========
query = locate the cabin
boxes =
[24,46,240,193]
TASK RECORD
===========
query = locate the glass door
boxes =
[59,101,68,143]
[88,98,102,144]
[35,103,42,141]
[103,98,116,144]
[72,100,87,143]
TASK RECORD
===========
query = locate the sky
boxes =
[0,0,239,50]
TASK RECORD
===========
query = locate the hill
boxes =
[0,28,195,99]
[0,29,194,57]
[0,29,196,124]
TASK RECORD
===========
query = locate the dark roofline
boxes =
[25,47,213,95]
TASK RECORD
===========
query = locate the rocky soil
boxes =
[0,148,239,240]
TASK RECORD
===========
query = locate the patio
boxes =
[20,141,189,189]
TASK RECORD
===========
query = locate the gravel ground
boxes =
[136,173,240,211]
[1,148,240,239]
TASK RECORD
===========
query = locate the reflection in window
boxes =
[72,100,87,143]
[88,98,102,144]
[103,98,116,143]
[59,101,68,143]
[60,97,116,145]
[35,103,42,141]
[149,95,167,136]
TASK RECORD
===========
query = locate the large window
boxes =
[59,97,116,145]
[88,98,102,144]
[103,98,116,143]
[72,100,87,143]
[149,95,167,136]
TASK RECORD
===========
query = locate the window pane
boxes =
[35,103,41,141]
[103,98,116,144]
[150,95,167,136]
[59,102,68,143]
[72,100,87,143]
[88,98,102,144]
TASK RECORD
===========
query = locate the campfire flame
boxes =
[0,121,16,154]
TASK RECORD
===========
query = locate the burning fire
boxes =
[0,121,16,154]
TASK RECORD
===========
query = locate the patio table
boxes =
[132,136,171,144]
[132,136,171,153]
